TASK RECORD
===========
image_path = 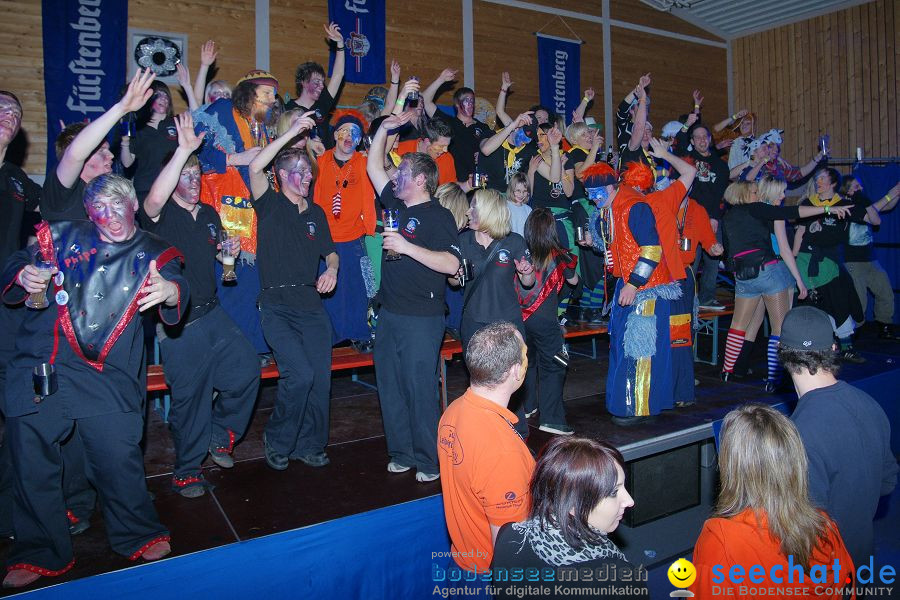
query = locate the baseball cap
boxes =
[779,306,836,352]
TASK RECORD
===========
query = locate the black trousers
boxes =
[159,306,259,484]
[261,304,333,457]
[522,314,568,427]
[375,309,444,474]
[6,402,166,571]
[460,317,529,438]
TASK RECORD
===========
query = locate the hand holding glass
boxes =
[382,209,401,261]
[220,230,238,282]
[24,257,53,310]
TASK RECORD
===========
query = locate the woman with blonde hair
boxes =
[276,109,326,181]
[719,180,846,391]
[453,188,535,437]
[436,182,469,337]
[691,404,854,599]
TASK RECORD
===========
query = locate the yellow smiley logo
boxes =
[668,558,697,588]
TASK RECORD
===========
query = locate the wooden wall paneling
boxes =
[833,11,847,159]
[874,0,887,157]
[847,5,860,155]
[129,0,257,115]
[269,0,331,105]
[887,0,898,158]
[0,1,45,175]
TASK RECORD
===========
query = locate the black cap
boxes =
[779,306,836,352]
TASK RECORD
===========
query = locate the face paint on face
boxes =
[335,123,362,154]
[174,167,201,205]
[0,95,22,145]
[254,85,276,112]
[284,159,313,197]
[392,160,413,198]
[535,110,550,125]
[512,127,531,147]
[303,75,325,100]
[427,136,450,160]
[587,186,610,205]
[151,92,169,115]
[86,194,137,243]
[82,142,113,181]
[457,94,475,118]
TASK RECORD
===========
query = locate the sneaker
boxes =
[699,299,726,311]
[263,434,289,471]
[610,415,656,427]
[416,471,440,483]
[178,485,206,499]
[172,474,207,498]
[387,461,411,473]
[539,423,575,435]
[840,348,866,364]
[295,452,330,468]
[524,408,538,419]
[209,445,235,469]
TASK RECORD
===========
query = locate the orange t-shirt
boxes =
[679,198,717,267]
[437,389,535,573]
[396,139,457,186]
[313,150,376,243]
[691,509,855,600]
[643,180,688,282]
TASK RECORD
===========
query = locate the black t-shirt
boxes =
[686,151,729,220]
[286,89,336,148]
[252,188,336,310]
[522,255,577,323]
[617,145,653,172]
[797,196,868,250]
[458,229,528,324]
[0,162,41,268]
[477,143,536,193]
[41,169,87,222]
[433,111,491,181]
[531,169,569,211]
[141,201,220,319]
[491,522,650,600]
[130,117,178,196]
[844,192,874,262]
[566,147,589,199]
[377,184,461,316]
[723,203,800,260]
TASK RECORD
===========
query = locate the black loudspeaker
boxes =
[624,444,701,527]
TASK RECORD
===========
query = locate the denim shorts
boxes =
[735,260,796,298]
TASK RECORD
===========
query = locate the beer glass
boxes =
[221,230,238,283]
[382,209,401,261]
[24,256,53,310]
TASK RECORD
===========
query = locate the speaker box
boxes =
[624,444,700,527]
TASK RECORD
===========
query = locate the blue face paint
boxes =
[587,186,610,204]
[512,127,531,147]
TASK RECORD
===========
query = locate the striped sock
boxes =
[767,335,781,385]
[723,328,745,373]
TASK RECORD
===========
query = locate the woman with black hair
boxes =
[492,437,648,599]
[518,208,579,435]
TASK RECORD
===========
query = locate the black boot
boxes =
[732,338,756,378]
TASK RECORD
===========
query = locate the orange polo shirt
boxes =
[691,509,855,600]
[396,139,457,186]
[438,388,535,573]
[313,150,376,242]
[643,180,688,282]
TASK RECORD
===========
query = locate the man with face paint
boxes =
[422,68,492,183]
[141,113,260,497]
[120,81,180,201]
[285,23,346,147]
[0,174,188,587]
[249,112,339,470]
[42,69,157,222]
[312,109,376,347]
[598,163,682,425]
[367,112,462,483]
[193,69,282,357]
[393,117,458,187]
[476,110,537,193]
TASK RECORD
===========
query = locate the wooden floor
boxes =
[1,321,898,597]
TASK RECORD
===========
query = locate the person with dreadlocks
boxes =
[603,159,683,425]
[312,108,376,350]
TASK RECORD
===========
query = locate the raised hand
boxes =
[175,62,191,90]
[175,112,205,151]
[119,68,156,113]
[290,110,318,136]
[324,22,343,45]
[390,59,401,82]
[648,137,669,158]
[439,68,458,83]
[399,78,420,99]
[382,111,413,131]
[229,147,262,166]
[528,155,542,173]
[734,108,749,120]
[513,111,533,128]
[692,89,704,108]
[583,87,595,101]
[638,73,651,90]
[501,71,513,91]
[200,40,218,66]
[547,126,563,147]
[685,113,699,128]
[138,260,178,311]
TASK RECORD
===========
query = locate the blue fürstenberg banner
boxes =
[42,0,126,174]
[328,0,385,85]
[537,34,581,122]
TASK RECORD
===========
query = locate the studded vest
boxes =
[36,221,182,371]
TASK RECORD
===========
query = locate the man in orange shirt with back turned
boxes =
[437,321,535,578]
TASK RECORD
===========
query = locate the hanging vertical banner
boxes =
[328,0,385,85]
[537,34,582,121]
[42,0,127,174]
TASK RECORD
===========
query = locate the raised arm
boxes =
[175,62,199,112]
[381,60,402,117]
[193,40,218,104]
[366,112,413,196]
[57,68,155,187]
[324,23,346,99]
[571,87,594,125]
[495,72,513,127]
[422,68,457,118]
[627,74,650,152]
[144,112,206,220]
[543,126,563,183]
[648,137,697,191]
[248,111,316,199]
[574,128,602,180]
[479,111,532,156]
[798,149,826,178]
[713,108,748,134]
